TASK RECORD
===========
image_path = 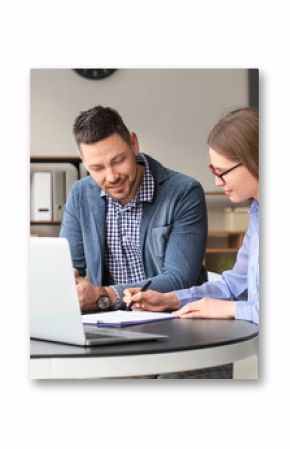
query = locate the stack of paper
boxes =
[82,310,176,328]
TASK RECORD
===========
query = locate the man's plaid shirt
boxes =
[101,153,154,288]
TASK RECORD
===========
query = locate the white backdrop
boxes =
[1,1,288,449]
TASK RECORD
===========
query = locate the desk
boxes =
[30,319,258,379]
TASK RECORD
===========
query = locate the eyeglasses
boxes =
[209,162,243,183]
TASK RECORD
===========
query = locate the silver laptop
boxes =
[29,237,167,346]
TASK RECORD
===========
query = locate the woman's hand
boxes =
[123,288,180,312]
[173,298,236,320]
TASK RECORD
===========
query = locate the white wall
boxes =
[30,69,248,192]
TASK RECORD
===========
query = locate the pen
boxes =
[126,279,152,311]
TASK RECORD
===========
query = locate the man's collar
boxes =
[136,153,154,203]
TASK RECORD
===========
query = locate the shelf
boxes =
[206,248,238,254]
[30,156,80,162]
[30,156,83,176]
[31,221,61,225]
[207,230,244,249]
[30,157,84,235]
[208,231,244,237]
[205,230,244,273]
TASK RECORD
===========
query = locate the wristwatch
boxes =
[96,295,111,311]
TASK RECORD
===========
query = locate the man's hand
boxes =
[74,274,117,312]
[172,298,236,320]
[75,276,104,312]
[123,288,179,312]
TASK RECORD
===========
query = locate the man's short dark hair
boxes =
[73,106,131,146]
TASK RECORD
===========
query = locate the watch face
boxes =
[73,68,117,80]
[97,296,111,310]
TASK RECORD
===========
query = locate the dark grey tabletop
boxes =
[30,318,258,359]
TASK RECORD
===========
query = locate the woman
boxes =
[124,107,259,327]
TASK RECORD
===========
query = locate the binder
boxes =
[52,171,66,221]
[31,172,52,221]
[30,162,78,198]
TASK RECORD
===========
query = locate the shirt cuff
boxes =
[110,285,123,310]
[174,288,201,308]
[235,300,259,325]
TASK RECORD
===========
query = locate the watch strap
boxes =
[108,286,122,310]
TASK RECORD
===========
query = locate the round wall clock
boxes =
[73,68,117,80]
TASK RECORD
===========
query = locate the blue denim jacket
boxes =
[60,154,208,301]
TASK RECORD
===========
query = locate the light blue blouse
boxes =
[176,201,259,325]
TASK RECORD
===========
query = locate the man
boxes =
[60,105,207,312]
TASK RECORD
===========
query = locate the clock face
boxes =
[73,68,117,80]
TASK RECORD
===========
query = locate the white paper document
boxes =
[82,310,176,328]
